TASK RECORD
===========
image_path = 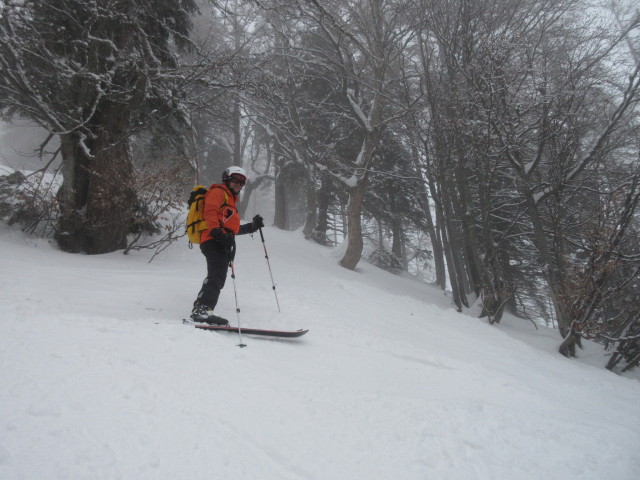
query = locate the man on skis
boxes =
[190,166,264,325]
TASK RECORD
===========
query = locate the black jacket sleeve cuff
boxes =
[238,223,254,235]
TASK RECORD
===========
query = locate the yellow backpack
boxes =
[186,185,228,247]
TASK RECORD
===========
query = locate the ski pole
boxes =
[259,227,281,312]
[229,260,246,348]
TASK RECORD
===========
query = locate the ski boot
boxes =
[190,304,230,326]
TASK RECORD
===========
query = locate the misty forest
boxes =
[1,0,640,372]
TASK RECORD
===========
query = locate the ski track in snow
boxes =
[1,227,639,480]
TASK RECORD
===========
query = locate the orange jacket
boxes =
[200,184,241,243]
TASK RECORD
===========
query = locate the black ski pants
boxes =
[194,239,232,309]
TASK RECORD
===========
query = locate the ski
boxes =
[194,324,309,338]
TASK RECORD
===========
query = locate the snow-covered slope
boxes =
[1,226,638,479]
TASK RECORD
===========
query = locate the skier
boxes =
[190,166,264,325]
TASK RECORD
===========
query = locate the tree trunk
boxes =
[440,187,470,310]
[439,212,464,311]
[315,174,331,245]
[273,160,287,230]
[56,132,91,253]
[340,176,368,270]
[522,186,570,335]
[391,217,403,261]
[423,183,446,290]
[55,102,135,254]
[302,175,317,239]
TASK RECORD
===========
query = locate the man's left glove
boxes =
[250,214,264,232]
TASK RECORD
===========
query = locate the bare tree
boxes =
[404,0,640,332]
[255,0,417,269]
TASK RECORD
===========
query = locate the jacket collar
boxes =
[219,182,237,200]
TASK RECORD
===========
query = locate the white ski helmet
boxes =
[222,166,248,183]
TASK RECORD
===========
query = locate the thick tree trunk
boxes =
[55,102,135,254]
[340,176,368,270]
[56,132,91,253]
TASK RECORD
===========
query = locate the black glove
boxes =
[210,227,234,248]
[251,214,264,232]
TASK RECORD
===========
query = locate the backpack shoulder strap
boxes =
[188,185,208,207]
[208,184,229,207]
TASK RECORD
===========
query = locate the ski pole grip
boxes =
[259,227,265,242]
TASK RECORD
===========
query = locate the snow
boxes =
[0,119,60,172]
[1,225,639,480]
